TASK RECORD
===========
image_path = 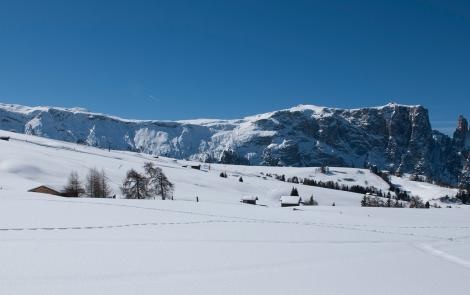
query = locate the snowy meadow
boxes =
[1,131,469,295]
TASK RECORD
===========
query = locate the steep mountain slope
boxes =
[1,102,468,185]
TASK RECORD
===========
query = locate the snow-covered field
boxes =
[1,130,469,294]
[390,175,459,201]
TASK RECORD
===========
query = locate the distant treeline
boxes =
[262,169,413,202]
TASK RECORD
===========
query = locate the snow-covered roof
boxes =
[241,196,258,201]
[280,196,301,205]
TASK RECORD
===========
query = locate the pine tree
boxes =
[458,158,470,190]
[290,187,299,196]
[63,171,85,197]
[456,190,470,204]
[289,176,299,184]
[320,164,329,174]
[305,195,318,206]
[121,169,149,199]
[361,195,368,207]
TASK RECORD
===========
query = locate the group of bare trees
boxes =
[63,162,174,200]
[85,168,113,198]
[121,162,174,200]
[63,168,112,198]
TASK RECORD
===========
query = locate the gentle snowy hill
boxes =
[1,130,469,295]
[0,130,372,206]
[0,130,457,205]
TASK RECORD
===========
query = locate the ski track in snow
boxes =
[0,220,235,232]
[416,244,470,270]
[3,197,468,242]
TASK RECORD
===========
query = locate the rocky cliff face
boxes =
[0,102,468,186]
[452,115,470,188]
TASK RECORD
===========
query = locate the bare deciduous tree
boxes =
[121,169,149,199]
[86,168,112,198]
[144,162,174,200]
[100,169,112,198]
[86,168,100,198]
[63,171,85,197]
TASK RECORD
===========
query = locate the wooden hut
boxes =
[280,196,301,207]
[241,195,258,205]
[28,185,64,197]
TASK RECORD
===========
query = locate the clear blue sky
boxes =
[0,0,469,134]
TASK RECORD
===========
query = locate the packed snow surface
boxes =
[1,130,469,295]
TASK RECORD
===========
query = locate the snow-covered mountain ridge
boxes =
[1,102,469,186]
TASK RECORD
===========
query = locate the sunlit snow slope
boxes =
[0,130,457,204]
[1,130,469,295]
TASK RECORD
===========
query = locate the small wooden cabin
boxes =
[280,196,301,207]
[241,195,258,205]
[28,185,64,197]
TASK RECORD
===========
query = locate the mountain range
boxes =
[1,102,469,187]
